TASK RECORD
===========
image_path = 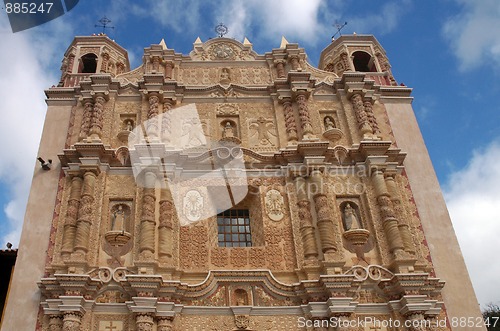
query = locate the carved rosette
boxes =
[74,171,96,255]
[89,95,105,139]
[62,312,82,331]
[136,313,154,331]
[61,176,83,256]
[78,99,93,141]
[296,94,314,139]
[281,98,298,144]
[139,172,156,255]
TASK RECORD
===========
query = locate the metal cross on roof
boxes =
[332,21,348,40]
[215,23,228,38]
[95,16,115,34]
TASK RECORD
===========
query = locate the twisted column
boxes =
[295,93,314,139]
[311,170,337,255]
[371,169,404,255]
[136,313,154,331]
[350,93,372,138]
[62,312,82,331]
[78,99,93,141]
[281,98,298,144]
[161,98,173,143]
[158,185,173,259]
[74,171,97,254]
[157,317,174,331]
[164,61,174,79]
[89,94,105,139]
[386,174,416,254]
[61,176,83,257]
[146,93,160,139]
[139,172,157,254]
[363,100,380,134]
[295,176,318,261]
[274,59,286,78]
[48,315,63,331]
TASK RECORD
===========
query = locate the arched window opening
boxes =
[352,51,377,72]
[79,53,98,73]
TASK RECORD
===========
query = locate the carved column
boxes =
[74,171,97,255]
[164,61,174,79]
[116,62,125,75]
[274,59,286,78]
[146,93,160,139]
[89,94,105,140]
[62,312,82,331]
[295,176,318,261]
[136,313,154,331]
[311,170,337,255]
[157,317,174,331]
[386,174,416,254]
[289,55,300,70]
[78,99,93,141]
[161,98,173,143]
[340,52,350,72]
[281,98,298,144]
[152,56,160,72]
[363,100,380,134]
[295,93,314,139]
[371,169,404,256]
[100,52,109,73]
[61,176,83,257]
[48,315,63,331]
[139,171,157,255]
[350,93,372,138]
[158,185,173,259]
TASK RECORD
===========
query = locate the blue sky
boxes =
[0,0,499,308]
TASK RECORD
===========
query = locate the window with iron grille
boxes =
[217,209,252,247]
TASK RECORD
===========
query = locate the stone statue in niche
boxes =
[220,67,231,85]
[343,203,361,231]
[324,116,335,131]
[125,119,133,131]
[110,204,130,232]
[222,121,235,138]
[234,289,248,306]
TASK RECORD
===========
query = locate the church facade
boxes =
[1,33,484,330]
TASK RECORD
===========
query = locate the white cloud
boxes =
[444,140,500,307]
[443,0,500,71]
[0,15,75,247]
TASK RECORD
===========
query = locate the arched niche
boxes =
[352,51,377,73]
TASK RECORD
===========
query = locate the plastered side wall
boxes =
[1,104,72,331]
[384,100,485,331]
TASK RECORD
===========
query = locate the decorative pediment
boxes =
[190,38,261,61]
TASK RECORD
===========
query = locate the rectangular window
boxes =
[217,209,252,247]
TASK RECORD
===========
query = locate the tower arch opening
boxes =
[352,51,376,72]
[79,53,98,73]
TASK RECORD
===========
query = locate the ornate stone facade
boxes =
[4,33,483,331]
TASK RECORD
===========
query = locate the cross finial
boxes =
[332,21,348,40]
[95,16,114,35]
[215,23,228,38]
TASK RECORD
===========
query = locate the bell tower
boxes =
[58,34,130,87]
[319,34,397,86]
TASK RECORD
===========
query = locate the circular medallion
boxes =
[213,44,234,59]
